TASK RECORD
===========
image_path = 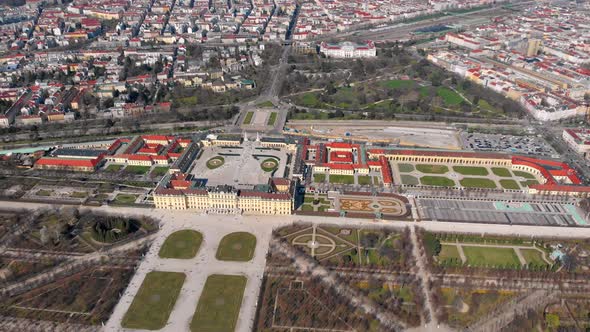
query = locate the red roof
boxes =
[36,156,102,168]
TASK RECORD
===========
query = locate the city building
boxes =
[319,41,376,58]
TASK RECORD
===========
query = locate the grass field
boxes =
[420,176,455,187]
[36,189,53,196]
[114,194,137,204]
[438,245,461,264]
[416,164,449,174]
[452,166,488,176]
[216,232,257,262]
[491,167,512,177]
[190,274,246,332]
[499,179,520,190]
[463,246,520,267]
[267,112,277,126]
[401,174,419,185]
[257,100,274,108]
[313,173,326,183]
[122,271,186,330]
[151,166,169,177]
[70,191,87,198]
[105,164,124,172]
[159,230,203,259]
[124,165,151,175]
[398,163,415,172]
[358,176,372,185]
[459,178,497,189]
[513,171,535,179]
[243,112,254,125]
[329,174,355,184]
[521,179,539,187]
[520,249,548,266]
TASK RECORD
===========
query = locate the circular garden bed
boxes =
[260,158,278,172]
[206,156,225,169]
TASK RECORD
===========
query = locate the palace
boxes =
[153,173,294,215]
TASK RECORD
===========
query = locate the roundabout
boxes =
[260,158,279,172]
[206,156,225,169]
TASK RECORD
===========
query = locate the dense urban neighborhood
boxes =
[0,0,590,331]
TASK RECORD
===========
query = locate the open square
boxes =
[191,142,289,188]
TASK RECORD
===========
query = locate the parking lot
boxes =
[417,198,587,227]
[461,133,557,157]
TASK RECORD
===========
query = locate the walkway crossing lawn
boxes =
[124,165,151,175]
[159,230,203,259]
[267,112,277,126]
[438,245,461,264]
[521,180,539,187]
[401,174,419,185]
[513,171,536,179]
[190,274,247,332]
[499,179,520,190]
[216,232,257,262]
[520,249,548,266]
[491,167,512,177]
[105,164,124,172]
[416,164,449,174]
[452,166,488,176]
[313,173,326,183]
[463,246,520,267]
[122,271,186,330]
[437,87,463,105]
[329,174,355,184]
[243,111,254,124]
[398,163,415,172]
[420,176,456,187]
[459,178,497,189]
[357,175,372,185]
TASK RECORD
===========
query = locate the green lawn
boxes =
[70,191,87,198]
[267,112,277,126]
[438,244,462,264]
[437,87,463,105]
[36,189,53,196]
[313,173,326,183]
[491,167,512,177]
[216,232,257,262]
[243,112,254,125]
[513,171,535,179]
[459,178,497,189]
[257,100,275,108]
[206,156,225,170]
[124,165,151,175]
[521,180,539,187]
[159,230,203,259]
[397,163,415,172]
[452,166,488,176]
[114,194,137,204]
[299,92,321,107]
[416,164,449,174]
[499,179,520,190]
[520,249,548,266]
[463,246,521,267]
[122,271,186,330]
[329,174,355,184]
[105,164,124,172]
[358,176,372,185]
[401,174,419,185]
[190,274,247,332]
[420,176,455,187]
[151,166,169,177]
